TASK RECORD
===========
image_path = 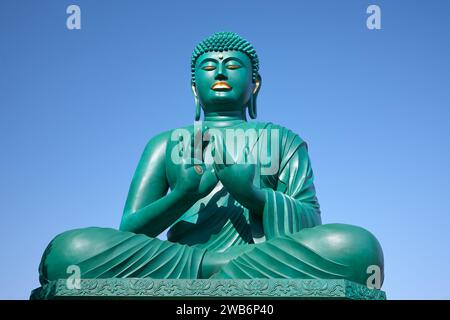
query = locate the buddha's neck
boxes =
[203,110,247,127]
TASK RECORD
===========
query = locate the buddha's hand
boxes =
[174,157,218,202]
[173,132,218,202]
[212,138,260,208]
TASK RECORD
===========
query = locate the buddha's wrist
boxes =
[171,189,199,206]
[232,185,266,213]
[248,186,266,213]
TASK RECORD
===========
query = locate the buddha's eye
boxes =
[202,66,216,71]
[226,65,241,70]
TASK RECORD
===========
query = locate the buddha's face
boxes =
[193,51,256,113]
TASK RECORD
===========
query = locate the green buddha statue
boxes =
[38,32,384,288]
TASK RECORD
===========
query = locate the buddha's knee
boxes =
[39,227,125,284]
[292,223,384,286]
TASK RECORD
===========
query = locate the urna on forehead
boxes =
[191,31,260,84]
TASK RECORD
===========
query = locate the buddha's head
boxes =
[191,32,261,120]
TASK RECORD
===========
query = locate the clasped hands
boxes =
[173,127,263,211]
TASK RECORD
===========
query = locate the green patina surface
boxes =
[31,279,386,300]
[34,32,386,299]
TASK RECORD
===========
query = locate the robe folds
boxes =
[39,122,383,286]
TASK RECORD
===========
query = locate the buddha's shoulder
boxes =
[252,121,306,144]
[142,126,195,149]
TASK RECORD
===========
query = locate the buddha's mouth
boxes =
[211,81,232,92]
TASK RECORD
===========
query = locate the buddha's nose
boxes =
[215,65,228,80]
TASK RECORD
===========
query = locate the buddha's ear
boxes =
[248,74,261,119]
[191,84,198,96]
[192,84,201,121]
[253,74,262,96]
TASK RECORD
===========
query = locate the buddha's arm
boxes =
[260,141,321,240]
[215,129,321,239]
[120,132,197,237]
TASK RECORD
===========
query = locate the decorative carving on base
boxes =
[30,279,386,300]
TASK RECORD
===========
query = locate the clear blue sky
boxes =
[1,0,449,299]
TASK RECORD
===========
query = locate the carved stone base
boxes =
[30,279,386,300]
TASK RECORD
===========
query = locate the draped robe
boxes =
[39,122,383,286]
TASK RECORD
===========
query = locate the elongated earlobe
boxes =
[192,84,201,121]
[248,95,257,119]
[248,75,261,119]
[195,97,201,121]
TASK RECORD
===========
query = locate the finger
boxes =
[211,142,225,172]
[212,135,226,169]
[213,160,225,173]
[178,134,185,158]
[192,125,213,162]
[202,128,212,150]
[191,128,203,162]
[245,146,257,164]
[222,144,237,167]
[243,146,251,163]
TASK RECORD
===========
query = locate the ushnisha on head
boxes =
[191,32,261,120]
